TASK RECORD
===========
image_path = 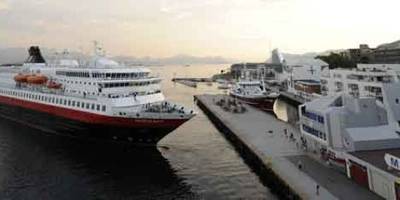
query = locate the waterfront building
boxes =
[320,64,400,102]
[230,63,282,81]
[345,40,400,64]
[293,80,321,95]
[299,83,400,199]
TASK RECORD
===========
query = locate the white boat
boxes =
[217,82,230,89]
[230,80,279,112]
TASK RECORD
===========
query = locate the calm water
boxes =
[0,64,277,199]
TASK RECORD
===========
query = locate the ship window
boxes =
[72,101,75,106]
[96,104,100,111]
[91,104,95,110]
[81,102,84,108]
[64,99,67,105]
[68,100,71,106]
[102,105,106,112]
[86,103,90,109]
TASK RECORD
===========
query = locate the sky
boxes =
[1,0,400,61]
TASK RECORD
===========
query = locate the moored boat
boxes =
[229,80,279,112]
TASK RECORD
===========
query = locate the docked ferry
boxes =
[0,45,195,145]
[230,80,279,112]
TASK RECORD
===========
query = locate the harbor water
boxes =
[0,65,277,199]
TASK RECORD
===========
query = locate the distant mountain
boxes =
[113,54,234,66]
[0,47,29,64]
[377,40,400,49]
[267,51,328,66]
[0,47,234,65]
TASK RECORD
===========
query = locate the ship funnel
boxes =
[26,46,46,63]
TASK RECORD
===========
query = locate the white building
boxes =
[299,82,400,199]
[320,64,400,102]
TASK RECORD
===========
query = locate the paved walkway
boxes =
[286,155,380,200]
[196,94,382,200]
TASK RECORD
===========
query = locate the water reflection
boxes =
[0,118,196,200]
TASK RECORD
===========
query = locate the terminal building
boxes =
[299,83,400,199]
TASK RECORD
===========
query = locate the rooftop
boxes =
[350,148,400,177]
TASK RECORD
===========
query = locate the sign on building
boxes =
[385,153,400,171]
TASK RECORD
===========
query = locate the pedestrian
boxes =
[297,160,302,170]
[316,184,320,195]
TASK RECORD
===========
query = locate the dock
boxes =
[194,94,381,200]
[278,91,306,106]
[171,78,212,82]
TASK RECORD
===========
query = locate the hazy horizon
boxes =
[1,0,400,62]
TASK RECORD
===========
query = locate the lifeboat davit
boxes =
[47,81,62,89]
[27,74,48,85]
[14,74,29,83]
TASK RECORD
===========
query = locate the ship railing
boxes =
[95,76,160,81]
[140,101,192,115]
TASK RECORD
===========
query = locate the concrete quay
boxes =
[194,94,381,200]
[279,91,306,106]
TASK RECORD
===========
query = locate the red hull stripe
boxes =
[0,95,188,128]
[230,94,275,111]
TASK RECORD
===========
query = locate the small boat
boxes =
[176,80,197,88]
[13,74,29,83]
[229,80,279,112]
[216,79,227,84]
[26,74,48,85]
[217,82,230,89]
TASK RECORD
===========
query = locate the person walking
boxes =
[297,160,302,170]
[316,184,320,195]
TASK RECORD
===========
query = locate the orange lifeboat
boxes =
[27,74,48,85]
[47,81,62,89]
[13,74,29,83]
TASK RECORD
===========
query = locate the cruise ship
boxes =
[0,45,195,145]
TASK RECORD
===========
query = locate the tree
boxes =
[316,52,356,69]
